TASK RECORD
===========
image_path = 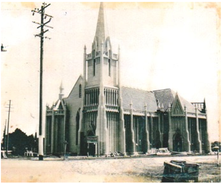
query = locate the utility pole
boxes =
[31,2,53,161]
[3,120,7,150]
[2,44,9,153]
[6,100,11,155]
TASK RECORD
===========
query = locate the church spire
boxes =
[94,2,106,50]
[59,82,64,100]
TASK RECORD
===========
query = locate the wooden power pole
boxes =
[5,100,11,155]
[31,2,53,160]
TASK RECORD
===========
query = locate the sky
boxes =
[1,2,221,142]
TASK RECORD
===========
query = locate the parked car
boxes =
[171,151,188,156]
[147,148,158,155]
[156,148,171,156]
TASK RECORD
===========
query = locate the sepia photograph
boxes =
[1,2,221,182]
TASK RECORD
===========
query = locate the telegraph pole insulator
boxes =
[31,2,53,161]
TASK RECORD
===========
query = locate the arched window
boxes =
[79,84,82,98]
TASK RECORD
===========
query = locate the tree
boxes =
[1,128,38,156]
[211,141,221,152]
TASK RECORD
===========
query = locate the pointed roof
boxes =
[171,92,185,115]
[59,82,64,100]
[153,88,175,111]
[153,88,196,113]
[95,2,105,42]
[65,75,83,99]
[54,100,65,110]
[93,2,107,50]
[59,82,63,93]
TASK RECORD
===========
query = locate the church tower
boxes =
[85,2,118,88]
[81,2,120,155]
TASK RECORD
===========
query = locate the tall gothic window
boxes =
[108,59,111,76]
[79,84,82,98]
[93,59,96,76]
[76,110,80,145]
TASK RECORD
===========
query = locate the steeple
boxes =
[86,2,117,88]
[93,2,106,51]
[59,82,64,100]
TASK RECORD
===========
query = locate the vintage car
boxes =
[147,148,158,155]
[156,148,171,156]
[171,151,188,156]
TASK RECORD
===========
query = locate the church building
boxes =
[45,3,211,156]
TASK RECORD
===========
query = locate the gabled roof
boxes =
[171,93,185,115]
[65,75,83,99]
[153,88,196,113]
[121,86,158,112]
[54,99,65,110]
[178,94,196,113]
[153,88,175,111]
[121,87,196,113]
[46,98,66,111]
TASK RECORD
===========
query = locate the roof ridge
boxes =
[152,88,172,92]
[121,86,153,93]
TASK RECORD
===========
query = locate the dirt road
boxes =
[1,155,221,182]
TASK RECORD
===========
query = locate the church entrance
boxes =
[173,131,182,152]
[88,143,95,156]
[86,136,98,156]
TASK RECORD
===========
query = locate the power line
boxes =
[31,2,53,161]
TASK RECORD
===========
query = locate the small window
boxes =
[79,84,82,98]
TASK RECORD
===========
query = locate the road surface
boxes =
[1,155,221,182]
